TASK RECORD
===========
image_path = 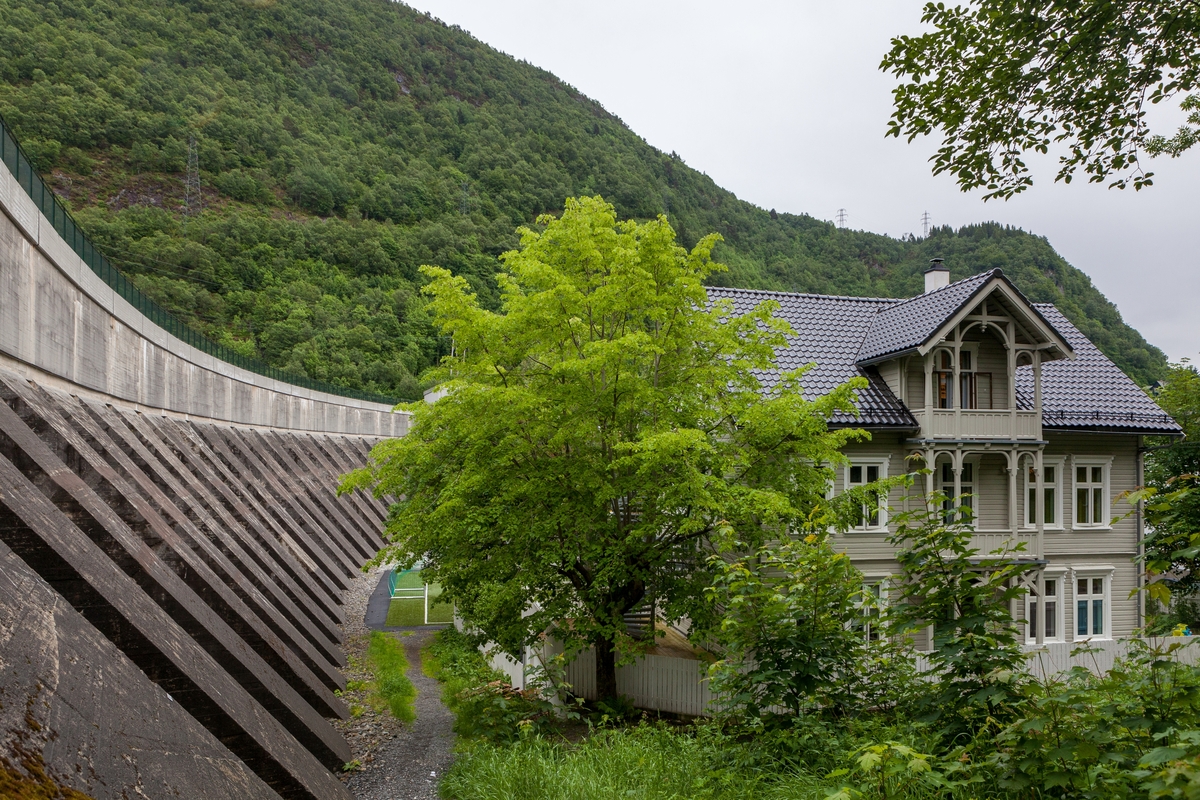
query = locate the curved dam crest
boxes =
[0,139,403,798]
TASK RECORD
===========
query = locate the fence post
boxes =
[424,583,429,626]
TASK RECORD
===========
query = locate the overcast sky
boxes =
[406,1,1199,364]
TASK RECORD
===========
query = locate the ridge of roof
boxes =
[706,285,903,304]
[854,270,998,364]
[868,268,1001,316]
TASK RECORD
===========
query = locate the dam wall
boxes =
[0,122,402,800]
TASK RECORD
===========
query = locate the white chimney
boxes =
[924,258,950,293]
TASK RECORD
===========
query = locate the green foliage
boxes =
[451,680,559,743]
[364,631,416,723]
[1141,363,1200,602]
[883,1,1200,198]
[989,639,1200,797]
[827,742,967,800]
[887,496,1032,744]
[424,627,558,743]
[704,522,892,719]
[0,0,1167,393]
[344,197,868,699]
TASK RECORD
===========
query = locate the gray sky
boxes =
[406,1,1199,364]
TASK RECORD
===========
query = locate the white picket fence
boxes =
[536,637,1200,718]
[562,647,714,717]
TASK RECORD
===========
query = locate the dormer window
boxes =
[933,346,992,410]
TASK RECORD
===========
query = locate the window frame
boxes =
[1024,568,1066,644]
[1072,458,1113,530]
[1022,457,1065,531]
[1072,569,1113,641]
[932,343,985,409]
[936,458,978,528]
[843,458,890,533]
[854,576,890,642]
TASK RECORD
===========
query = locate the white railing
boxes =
[921,409,1040,440]
[970,530,1036,555]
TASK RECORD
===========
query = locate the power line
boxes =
[836,208,847,228]
[921,211,932,237]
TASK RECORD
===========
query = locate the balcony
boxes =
[919,409,1040,440]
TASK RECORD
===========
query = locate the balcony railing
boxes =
[970,530,1036,557]
[919,409,1040,440]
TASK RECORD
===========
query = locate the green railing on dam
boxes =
[0,115,401,407]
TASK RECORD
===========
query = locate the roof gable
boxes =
[855,269,1073,365]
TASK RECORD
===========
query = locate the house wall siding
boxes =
[831,432,1142,641]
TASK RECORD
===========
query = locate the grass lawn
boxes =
[386,571,454,626]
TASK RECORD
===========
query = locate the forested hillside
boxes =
[0,0,1167,397]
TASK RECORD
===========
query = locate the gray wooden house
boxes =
[709,261,1181,646]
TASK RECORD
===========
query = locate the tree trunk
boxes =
[595,635,618,702]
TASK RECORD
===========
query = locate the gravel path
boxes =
[337,567,457,799]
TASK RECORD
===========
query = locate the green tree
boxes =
[883,1,1200,199]
[342,197,866,700]
[702,506,901,721]
[1141,362,1200,605]
[887,496,1032,744]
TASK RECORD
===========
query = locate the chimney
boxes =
[924,258,950,293]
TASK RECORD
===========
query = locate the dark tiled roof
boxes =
[708,280,1180,435]
[856,271,996,363]
[1017,305,1180,433]
[707,287,917,428]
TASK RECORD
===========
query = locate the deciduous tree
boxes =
[343,196,866,700]
[883,1,1200,199]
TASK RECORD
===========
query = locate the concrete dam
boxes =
[0,122,404,799]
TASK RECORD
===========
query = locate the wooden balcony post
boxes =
[1006,450,1018,534]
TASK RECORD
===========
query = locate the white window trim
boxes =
[843,458,889,533]
[856,575,890,642]
[1072,568,1114,642]
[935,456,979,529]
[1072,457,1113,531]
[1024,567,1067,644]
[1022,456,1065,531]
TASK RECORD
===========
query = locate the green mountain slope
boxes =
[0,0,1167,396]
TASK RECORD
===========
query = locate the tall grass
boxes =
[365,631,416,723]
[439,725,837,800]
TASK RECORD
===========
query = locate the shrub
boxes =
[887,497,1031,745]
[425,627,553,741]
[703,530,871,720]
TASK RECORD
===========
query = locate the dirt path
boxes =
[345,626,456,800]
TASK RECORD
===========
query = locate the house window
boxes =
[854,579,888,642]
[1074,461,1110,528]
[1075,574,1109,638]
[933,346,992,409]
[938,461,974,524]
[1025,575,1064,642]
[935,350,955,409]
[846,460,888,531]
[1024,461,1063,528]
